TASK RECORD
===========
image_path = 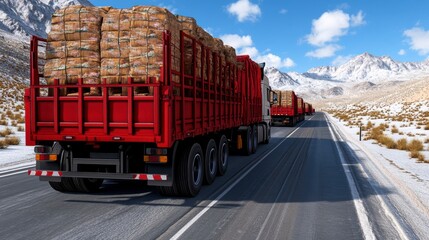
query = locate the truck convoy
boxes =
[271,90,313,126]
[26,6,274,196]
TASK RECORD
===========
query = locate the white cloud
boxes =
[221,34,295,69]
[332,55,353,66]
[158,4,177,14]
[227,0,261,22]
[306,10,351,47]
[305,9,365,59]
[255,54,295,68]
[280,9,288,15]
[398,49,406,56]
[220,34,253,49]
[403,27,429,55]
[351,11,365,26]
[306,45,342,58]
[239,46,259,58]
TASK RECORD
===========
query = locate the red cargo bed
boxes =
[26,32,262,148]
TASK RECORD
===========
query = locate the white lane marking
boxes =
[326,114,410,240]
[171,116,315,240]
[0,163,35,173]
[325,115,376,240]
[0,170,30,178]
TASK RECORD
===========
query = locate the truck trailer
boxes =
[26,6,273,197]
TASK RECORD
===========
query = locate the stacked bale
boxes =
[100,8,132,95]
[44,5,239,97]
[272,90,294,107]
[129,6,181,95]
[45,6,106,96]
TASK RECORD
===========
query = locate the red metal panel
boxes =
[27,32,262,148]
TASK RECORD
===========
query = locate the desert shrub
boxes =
[425,123,429,130]
[379,136,397,149]
[409,151,420,159]
[0,139,8,149]
[0,120,7,126]
[17,125,24,132]
[366,121,373,130]
[407,139,424,152]
[5,136,20,145]
[417,154,425,162]
[396,138,408,150]
[391,125,399,134]
[0,128,14,137]
[11,121,17,127]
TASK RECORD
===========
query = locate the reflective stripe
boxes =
[27,170,63,177]
[133,174,167,181]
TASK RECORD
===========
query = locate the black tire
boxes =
[176,143,204,197]
[48,150,78,192]
[252,125,258,153]
[243,126,253,156]
[203,139,217,185]
[73,178,104,193]
[217,135,229,176]
[263,126,270,144]
[48,178,76,192]
[158,185,179,196]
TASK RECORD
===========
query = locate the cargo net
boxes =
[44,5,238,97]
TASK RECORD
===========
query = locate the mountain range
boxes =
[265,53,429,100]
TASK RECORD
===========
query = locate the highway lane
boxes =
[0,113,405,239]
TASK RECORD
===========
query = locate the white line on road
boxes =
[326,114,410,240]
[0,170,30,178]
[170,117,315,240]
[325,114,376,240]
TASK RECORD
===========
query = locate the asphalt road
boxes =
[0,113,409,239]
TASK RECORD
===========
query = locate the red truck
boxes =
[304,102,313,115]
[271,90,306,126]
[26,32,273,196]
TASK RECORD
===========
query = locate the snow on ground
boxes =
[0,125,34,169]
[326,100,429,212]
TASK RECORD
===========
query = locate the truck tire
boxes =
[72,178,104,193]
[203,139,217,185]
[263,126,270,144]
[242,126,253,156]
[217,135,229,176]
[48,150,77,192]
[177,142,203,197]
[252,125,258,153]
[48,178,77,192]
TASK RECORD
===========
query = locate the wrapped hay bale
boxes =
[45,6,106,96]
[45,58,100,96]
[129,6,181,95]
[100,8,132,95]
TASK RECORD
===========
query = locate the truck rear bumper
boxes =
[28,170,169,185]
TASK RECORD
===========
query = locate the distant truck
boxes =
[304,102,313,115]
[271,90,307,126]
[25,6,274,197]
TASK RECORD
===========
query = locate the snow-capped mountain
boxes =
[0,0,93,40]
[0,0,93,87]
[266,53,429,100]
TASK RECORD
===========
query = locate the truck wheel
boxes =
[204,139,217,185]
[252,125,258,153]
[263,127,270,144]
[242,126,253,156]
[158,185,179,196]
[48,150,77,192]
[73,178,104,193]
[177,143,203,197]
[48,178,77,192]
[217,135,229,176]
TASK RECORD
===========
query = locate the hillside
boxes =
[266,53,429,101]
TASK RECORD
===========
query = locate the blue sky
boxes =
[90,0,429,72]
